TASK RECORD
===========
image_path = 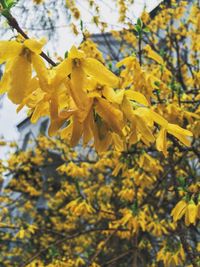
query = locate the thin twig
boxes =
[102,249,134,266]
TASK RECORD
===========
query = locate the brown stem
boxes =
[132,233,138,267]
[171,35,187,92]
[138,35,142,65]
[102,249,134,266]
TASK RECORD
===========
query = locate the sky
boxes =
[0,0,162,157]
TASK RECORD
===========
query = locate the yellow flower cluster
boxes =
[0,39,193,155]
[157,244,185,266]
[117,0,127,22]
[171,199,200,226]
[66,0,80,19]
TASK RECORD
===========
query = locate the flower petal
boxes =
[125,90,149,106]
[167,123,193,146]
[52,58,72,86]
[0,41,22,64]
[32,54,50,91]
[69,46,85,59]
[95,98,124,135]
[156,127,167,156]
[83,58,119,87]
[103,87,124,104]
[144,45,164,65]
[24,38,46,54]
[135,114,155,143]
[8,55,32,104]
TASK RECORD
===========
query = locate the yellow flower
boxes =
[66,199,95,216]
[157,244,185,267]
[66,0,80,19]
[171,200,187,222]
[156,127,168,156]
[171,200,198,226]
[59,46,121,149]
[75,257,85,267]
[33,0,44,4]
[16,228,26,239]
[155,123,193,156]
[185,201,198,226]
[167,123,193,147]
[0,38,45,104]
[144,45,164,65]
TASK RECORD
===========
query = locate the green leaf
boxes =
[159,49,165,57]
[6,0,14,5]
[131,201,138,215]
[48,245,60,257]
[135,24,142,34]
[108,62,112,71]
[0,0,6,8]
[80,20,83,31]
[137,18,143,28]
[178,177,186,187]
[143,27,149,33]
[5,0,16,9]
[64,51,68,58]
[154,81,160,87]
